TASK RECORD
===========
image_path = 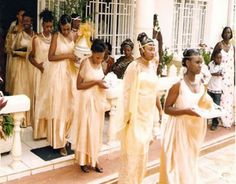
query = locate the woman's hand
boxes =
[68,54,77,62]
[38,62,44,73]
[0,97,7,110]
[96,80,108,89]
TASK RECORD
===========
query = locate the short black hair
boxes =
[91,39,106,53]
[211,48,222,59]
[221,26,233,40]
[182,49,200,67]
[58,14,71,32]
[105,42,112,54]
[40,9,54,23]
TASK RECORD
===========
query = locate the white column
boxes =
[112,0,118,56]
[227,0,234,27]
[95,0,99,37]
[10,113,24,169]
[133,0,156,58]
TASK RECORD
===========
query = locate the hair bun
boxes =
[137,32,148,42]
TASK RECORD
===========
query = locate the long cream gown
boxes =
[36,32,74,148]
[118,59,158,184]
[11,31,34,126]
[71,58,106,167]
[31,34,51,139]
[159,80,207,184]
[4,21,18,93]
[220,44,235,127]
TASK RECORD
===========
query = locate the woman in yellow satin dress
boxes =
[159,49,207,184]
[118,32,162,184]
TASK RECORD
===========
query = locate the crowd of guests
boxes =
[1,6,235,184]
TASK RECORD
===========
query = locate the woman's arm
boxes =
[76,60,107,90]
[164,82,199,116]
[48,33,76,62]
[28,36,44,73]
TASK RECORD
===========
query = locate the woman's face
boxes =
[43,21,53,35]
[72,19,80,30]
[124,45,132,58]
[23,16,32,31]
[186,55,203,74]
[223,28,232,40]
[92,52,105,65]
[60,23,71,37]
[143,44,155,61]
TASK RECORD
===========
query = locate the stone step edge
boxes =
[92,132,235,184]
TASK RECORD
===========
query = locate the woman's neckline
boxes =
[183,75,201,94]
[89,57,101,70]
[221,40,231,53]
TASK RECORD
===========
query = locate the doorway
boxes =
[0,0,37,92]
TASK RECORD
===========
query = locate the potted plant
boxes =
[159,48,174,76]
[0,114,14,154]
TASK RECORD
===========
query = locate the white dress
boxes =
[220,45,235,127]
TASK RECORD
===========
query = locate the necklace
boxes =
[41,32,51,44]
[184,75,199,93]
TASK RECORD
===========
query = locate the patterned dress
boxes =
[220,44,235,127]
[112,56,133,79]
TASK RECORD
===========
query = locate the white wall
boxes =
[133,0,156,57]
[154,0,174,49]
[204,0,229,48]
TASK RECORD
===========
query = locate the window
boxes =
[172,0,207,53]
[86,0,136,55]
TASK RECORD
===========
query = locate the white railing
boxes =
[172,0,207,53]
[86,0,135,55]
[0,95,30,168]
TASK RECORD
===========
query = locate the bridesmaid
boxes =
[159,49,207,184]
[212,27,235,128]
[28,9,54,139]
[4,7,25,94]
[41,14,77,155]
[72,39,107,173]
[11,11,35,126]
[118,32,162,184]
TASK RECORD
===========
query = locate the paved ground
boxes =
[4,126,235,184]
[144,143,236,184]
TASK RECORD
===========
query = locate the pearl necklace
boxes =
[184,75,199,93]
[41,32,51,44]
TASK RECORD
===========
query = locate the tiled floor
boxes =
[1,125,234,184]
[143,144,236,184]
[0,118,121,183]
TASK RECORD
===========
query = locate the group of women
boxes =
[4,6,235,184]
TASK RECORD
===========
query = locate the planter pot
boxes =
[0,135,13,154]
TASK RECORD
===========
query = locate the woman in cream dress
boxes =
[72,39,107,173]
[159,49,207,184]
[39,14,77,155]
[28,9,54,139]
[4,8,25,93]
[212,27,235,127]
[11,11,34,126]
[118,32,162,184]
